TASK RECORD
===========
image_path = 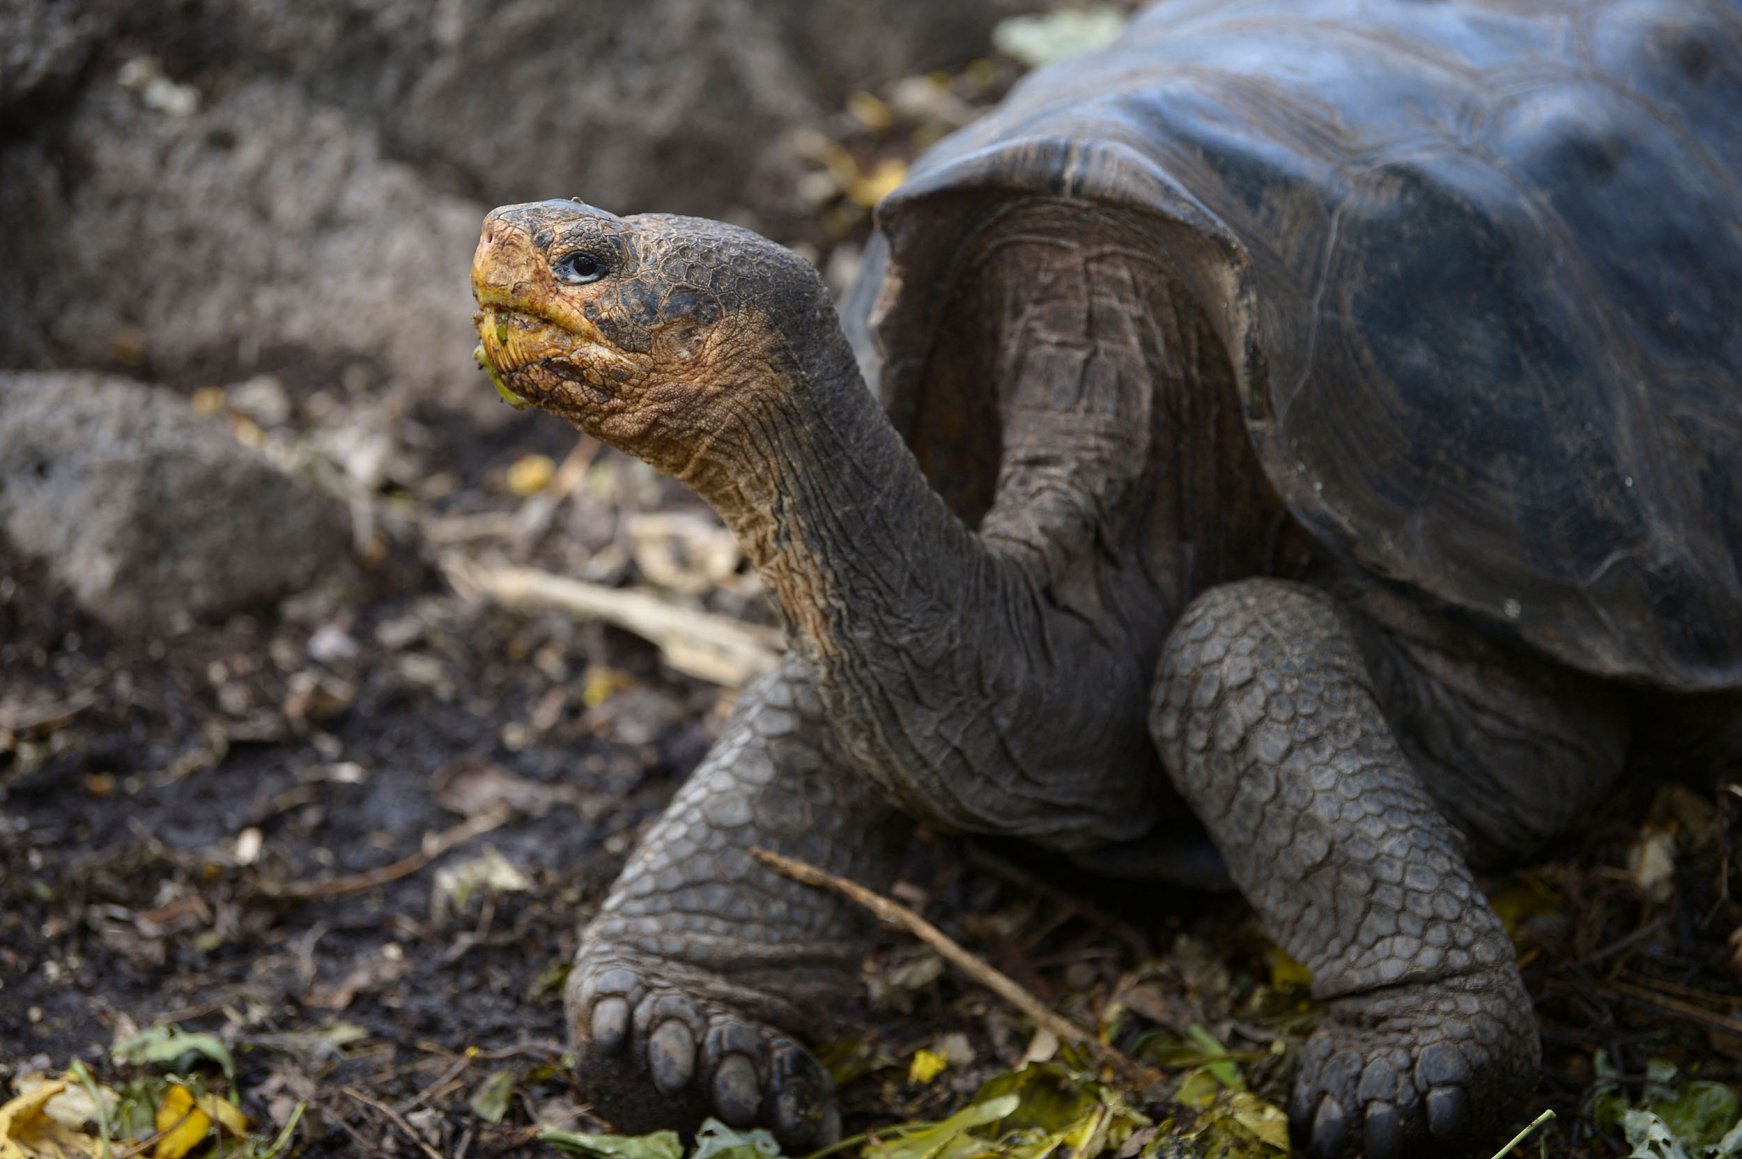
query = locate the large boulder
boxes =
[0,78,486,407]
[0,0,118,111]
[125,0,1024,219]
[0,0,1025,412]
[0,371,352,630]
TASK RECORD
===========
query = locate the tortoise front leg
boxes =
[1149,579,1537,1159]
[569,659,912,1147]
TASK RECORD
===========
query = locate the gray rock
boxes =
[0,0,119,111]
[0,0,1023,413]
[0,78,487,408]
[0,370,351,629]
[126,0,1026,219]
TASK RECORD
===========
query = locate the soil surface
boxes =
[3,395,1740,1158]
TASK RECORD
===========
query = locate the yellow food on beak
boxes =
[473,341,529,410]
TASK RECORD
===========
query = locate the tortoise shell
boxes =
[848,0,1742,690]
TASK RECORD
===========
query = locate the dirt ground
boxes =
[3,25,1742,1159]
[3,384,1740,1157]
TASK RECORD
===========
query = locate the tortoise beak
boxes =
[471,209,552,315]
[470,206,617,409]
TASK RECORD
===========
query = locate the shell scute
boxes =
[853,0,1742,687]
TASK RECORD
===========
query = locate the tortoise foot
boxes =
[566,946,841,1149]
[1289,966,1538,1159]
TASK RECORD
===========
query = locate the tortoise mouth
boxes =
[471,304,603,410]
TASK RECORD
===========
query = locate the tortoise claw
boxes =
[1289,968,1538,1157]
[566,946,840,1151]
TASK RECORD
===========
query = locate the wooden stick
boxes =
[265,808,510,900]
[750,847,1160,1089]
[442,555,781,688]
[1490,1109,1554,1159]
[342,1085,446,1159]
[515,435,602,546]
[1601,979,1742,1040]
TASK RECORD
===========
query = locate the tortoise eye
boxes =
[555,251,607,284]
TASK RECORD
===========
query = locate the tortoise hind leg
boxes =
[1150,579,1624,1158]
[569,659,911,1148]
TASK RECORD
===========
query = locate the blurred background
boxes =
[0,0,1101,409]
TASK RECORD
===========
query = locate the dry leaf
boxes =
[582,665,638,708]
[847,159,908,208]
[1628,823,1678,904]
[992,7,1126,67]
[0,1081,100,1159]
[846,91,894,132]
[152,1084,250,1159]
[433,847,532,919]
[507,454,556,496]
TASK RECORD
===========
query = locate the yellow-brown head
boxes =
[471,199,835,479]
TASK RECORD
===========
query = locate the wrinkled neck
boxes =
[680,318,1165,849]
[687,326,982,667]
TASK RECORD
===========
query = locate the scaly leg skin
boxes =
[568,660,912,1148]
[1150,579,1540,1159]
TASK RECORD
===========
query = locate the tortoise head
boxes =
[471,199,834,476]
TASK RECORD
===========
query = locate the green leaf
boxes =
[1224,1093,1289,1152]
[941,1062,1149,1159]
[1586,1053,1741,1158]
[694,1118,784,1159]
[470,1067,519,1124]
[1626,1109,1694,1159]
[1586,1050,1628,1133]
[1183,1091,1291,1157]
[866,1094,1021,1159]
[1184,1024,1246,1092]
[112,1025,235,1085]
[1175,1070,1221,1110]
[970,1062,1097,1134]
[1648,1081,1739,1148]
[316,1020,369,1048]
[539,1125,685,1159]
[991,7,1127,68]
[1647,1060,1682,1089]
[813,1034,881,1089]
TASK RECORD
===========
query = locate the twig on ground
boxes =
[442,555,781,687]
[1583,914,1671,965]
[422,511,523,545]
[514,435,602,549]
[963,843,1153,960]
[342,1085,447,1159]
[1490,1109,1554,1159]
[402,1051,477,1115]
[263,807,511,900]
[146,720,230,788]
[0,684,101,734]
[750,847,1161,1089]
[321,1098,383,1155]
[257,1101,307,1159]
[1599,978,1742,1040]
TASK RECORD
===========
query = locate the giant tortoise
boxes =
[468,0,1742,1154]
